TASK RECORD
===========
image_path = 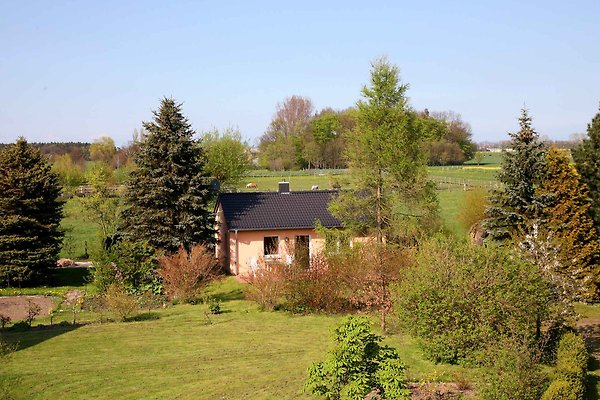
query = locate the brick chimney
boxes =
[278,181,290,193]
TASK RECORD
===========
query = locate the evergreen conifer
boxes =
[123,98,215,252]
[0,138,63,286]
[572,107,600,231]
[540,147,599,300]
[485,109,548,241]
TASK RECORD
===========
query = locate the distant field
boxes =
[464,151,503,166]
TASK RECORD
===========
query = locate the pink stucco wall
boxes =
[225,228,326,276]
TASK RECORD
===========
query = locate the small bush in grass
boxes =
[104,283,138,321]
[158,244,221,303]
[0,336,17,359]
[306,316,410,400]
[25,300,41,327]
[541,379,584,400]
[205,297,222,314]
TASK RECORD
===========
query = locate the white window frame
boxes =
[264,235,280,259]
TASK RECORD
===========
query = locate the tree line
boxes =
[257,95,477,170]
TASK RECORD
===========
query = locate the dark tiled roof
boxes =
[217,190,342,231]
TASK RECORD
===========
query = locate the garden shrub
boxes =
[554,332,588,380]
[541,379,584,400]
[244,261,287,310]
[282,253,349,313]
[92,240,162,294]
[104,283,138,321]
[0,314,11,329]
[541,332,588,400]
[477,336,546,400]
[157,244,221,303]
[395,236,552,365]
[305,316,410,400]
[247,246,408,319]
[25,300,41,327]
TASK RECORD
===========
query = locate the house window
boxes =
[264,236,279,256]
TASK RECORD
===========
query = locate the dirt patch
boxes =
[409,382,475,399]
[0,296,56,322]
[578,316,600,366]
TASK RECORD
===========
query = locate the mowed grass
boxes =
[1,278,470,400]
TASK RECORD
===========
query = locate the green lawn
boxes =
[60,199,100,260]
[1,278,472,400]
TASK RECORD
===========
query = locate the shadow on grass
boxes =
[47,267,92,287]
[2,323,81,352]
[207,287,246,302]
[579,320,600,400]
[125,312,161,322]
[586,374,599,400]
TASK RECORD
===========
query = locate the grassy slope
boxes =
[2,278,470,400]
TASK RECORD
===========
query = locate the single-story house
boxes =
[215,182,343,276]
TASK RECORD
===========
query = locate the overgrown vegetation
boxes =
[395,236,554,365]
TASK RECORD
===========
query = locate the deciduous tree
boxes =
[331,57,437,245]
[201,128,251,187]
[0,138,63,286]
[123,98,215,252]
[89,136,117,164]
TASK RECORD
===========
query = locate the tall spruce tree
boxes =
[539,147,599,300]
[330,57,438,245]
[572,107,600,231]
[123,98,215,252]
[0,138,63,286]
[484,109,548,241]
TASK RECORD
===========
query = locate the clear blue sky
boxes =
[1,0,599,146]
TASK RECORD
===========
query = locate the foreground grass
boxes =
[1,278,471,399]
